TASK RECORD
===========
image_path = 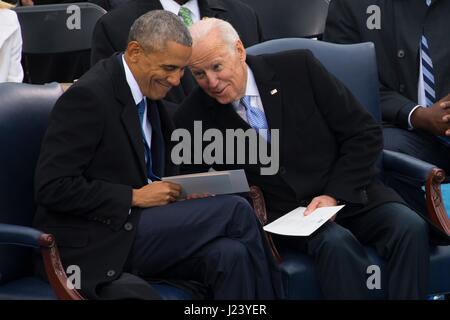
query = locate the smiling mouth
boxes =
[156,80,171,89]
[212,85,228,95]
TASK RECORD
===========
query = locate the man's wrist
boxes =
[410,105,428,130]
[131,188,141,207]
[408,105,424,129]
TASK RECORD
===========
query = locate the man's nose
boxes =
[167,69,184,86]
[206,72,219,89]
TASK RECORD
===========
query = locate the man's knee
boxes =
[308,223,360,256]
[383,204,429,244]
[206,238,249,270]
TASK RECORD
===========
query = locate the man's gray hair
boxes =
[189,18,240,52]
[128,10,192,52]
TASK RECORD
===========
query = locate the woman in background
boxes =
[0,0,23,82]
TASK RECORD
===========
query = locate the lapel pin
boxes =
[270,89,278,95]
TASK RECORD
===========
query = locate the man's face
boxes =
[126,40,192,100]
[189,34,247,104]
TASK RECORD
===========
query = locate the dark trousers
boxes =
[274,202,429,299]
[128,195,284,300]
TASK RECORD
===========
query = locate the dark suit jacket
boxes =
[90,0,263,107]
[33,54,178,299]
[323,0,450,129]
[174,51,403,221]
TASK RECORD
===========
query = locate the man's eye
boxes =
[213,64,222,71]
[193,71,205,79]
[163,66,177,72]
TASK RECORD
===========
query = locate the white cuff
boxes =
[407,105,423,130]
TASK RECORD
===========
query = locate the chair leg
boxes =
[40,234,85,300]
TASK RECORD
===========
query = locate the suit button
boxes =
[397,49,405,58]
[399,84,405,93]
[106,270,115,277]
[124,222,133,231]
[279,167,286,175]
[105,219,111,225]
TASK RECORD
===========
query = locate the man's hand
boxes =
[185,193,214,200]
[132,181,182,208]
[20,0,34,6]
[304,195,338,218]
[411,93,450,136]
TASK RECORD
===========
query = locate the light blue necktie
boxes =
[137,99,158,180]
[240,95,271,143]
[421,0,450,145]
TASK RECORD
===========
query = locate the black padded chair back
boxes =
[14,3,106,54]
[0,83,63,284]
[247,38,381,122]
[241,0,330,39]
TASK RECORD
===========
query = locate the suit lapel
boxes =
[246,55,283,132]
[110,54,147,180]
[209,97,250,132]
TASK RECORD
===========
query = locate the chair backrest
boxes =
[0,83,63,283]
[14,3,106,54]
[241,0,330,39]
[246,38,381,121]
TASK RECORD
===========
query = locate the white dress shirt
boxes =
[122,55,154,184]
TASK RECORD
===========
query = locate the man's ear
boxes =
[235,40,246,62]
[125,41,142,63]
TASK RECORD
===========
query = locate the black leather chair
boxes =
[247,38,450,299]
[14,3,106,84]
[241,0,330,40]
[0,82,193,300]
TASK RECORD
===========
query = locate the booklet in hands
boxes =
[263,205,345,236]
[162,169,250,198]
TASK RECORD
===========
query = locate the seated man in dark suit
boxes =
[174,18,430,299]
[323,0,450,244]
[90,0,263,107]
[33,11,283,300]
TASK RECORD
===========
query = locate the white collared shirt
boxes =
[159,0,201,24]
[232,66,265,123]
[122,55,153,168]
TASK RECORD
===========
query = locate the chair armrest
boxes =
[382,149,436,181]
[425,170,450,236]
[382,150,450,236]
[0,223,84,300]
[0,223,43,248]
[248,186,282,263]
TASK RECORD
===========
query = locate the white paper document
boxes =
[162,169,250,198]
[263,205,345,236]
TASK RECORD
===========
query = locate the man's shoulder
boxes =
[209,0,255,13]
[68,57,118,97]
[175,88,211,124]
[97,0,159,28]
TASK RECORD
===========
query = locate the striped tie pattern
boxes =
[421,0,450,145]
[178,7,193,27]
[241,96,271,142]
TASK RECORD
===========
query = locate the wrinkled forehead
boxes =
[190,37,232,68]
